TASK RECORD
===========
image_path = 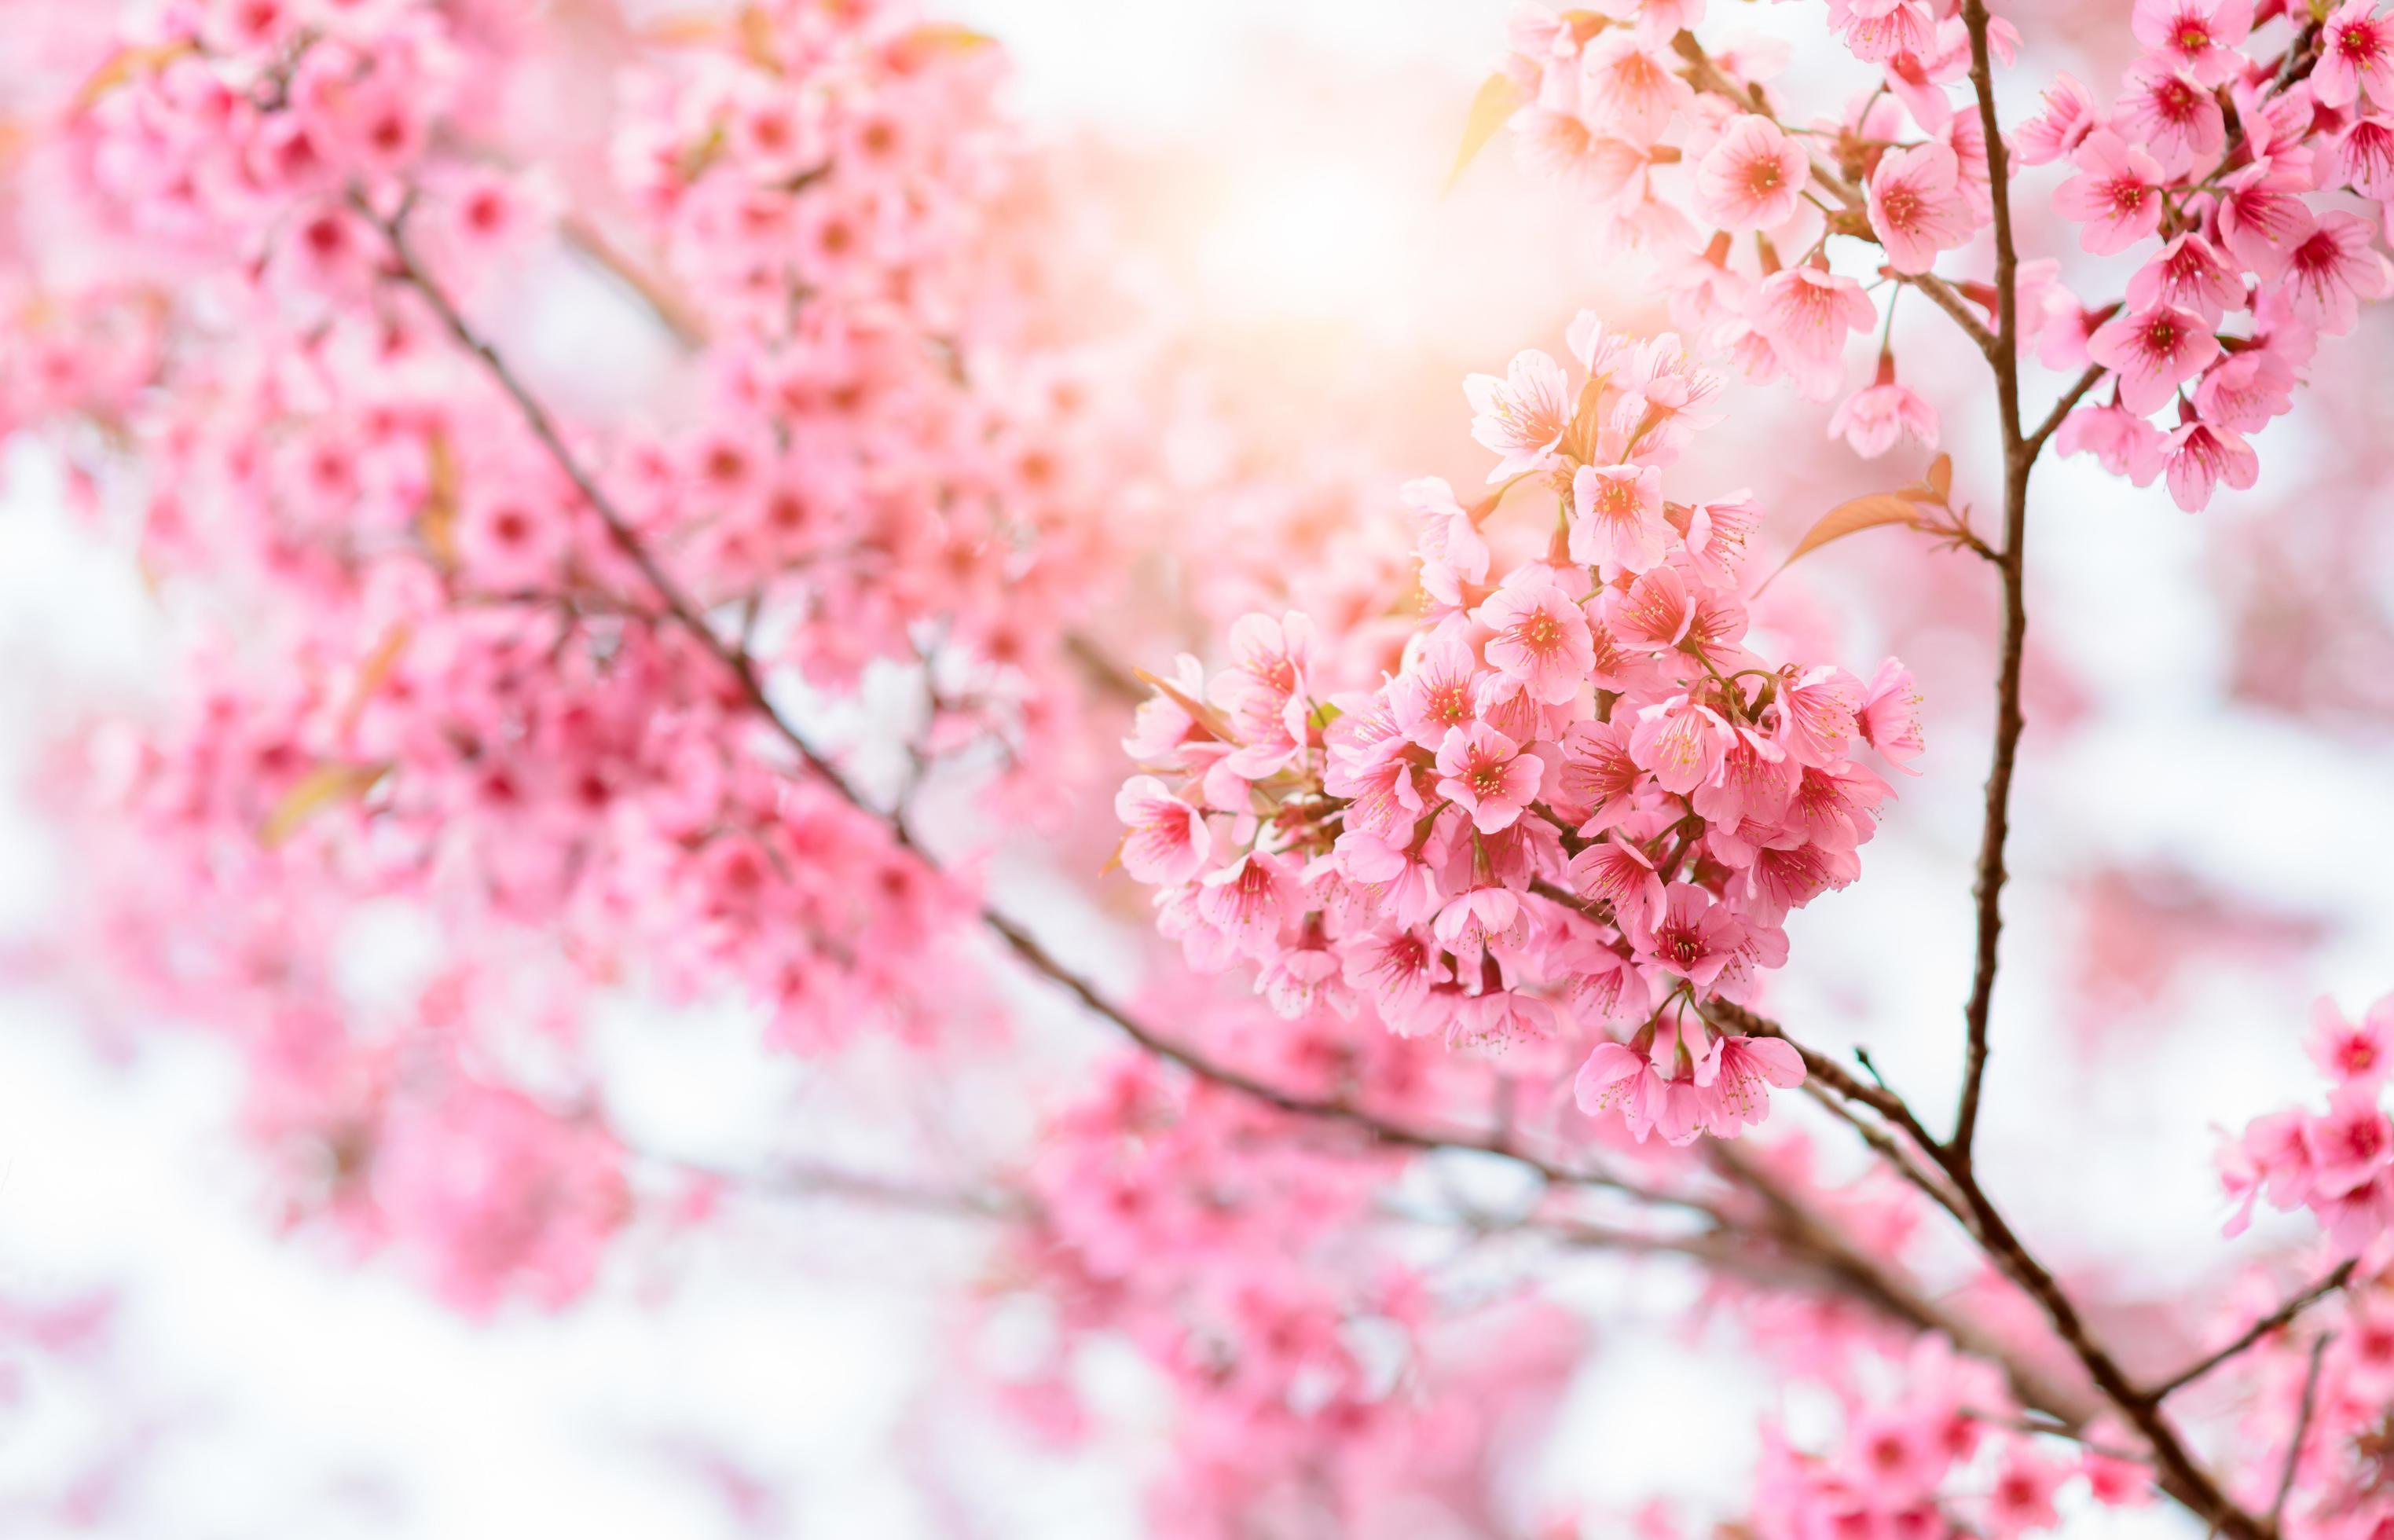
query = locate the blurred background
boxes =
[4,0,2393,1533]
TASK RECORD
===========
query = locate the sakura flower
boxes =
[2310,995,2394,1086]
[1198,853,1294,958]
[1578,31,1695,141]
[1476,575,1595,706]
[1857,658,1926,771]
[1576,1040,1701,1145]
[1983,1448,2069,1540]
[1569,837,1667,928]
[1682,494,1764,589]
[2282,211,2394,333]
[1433,884,1529,958]
[2087,303,2219,416]
[1606,564,1696,653]
[2191,350,2294,433]
[2055,132,2166,254]
[1626,882,1742,988]
[2336,113,2394,198]
[1402,475,1491,589]
[1465,349,1571,481]
[1828,375,1939,459]
[2319,0,2394,109]
[2116,62,2227,177]
[1116,776,1210,886]
[1751,267,1875,398]
[1450,988,1557,1054]
[1865,142,1974,274]
[2304,1086,2394,1197]
[2130,0,2253,86]
[2126,234,2243,326]
[1775,665,1865,768]
[1556,719,1642,834]
[2055,403,2167,484]
[1630,695,1729,796]
[1389,630,1486,751]
[1695,116,1810,231]
[2216,167,2319,280]
[2160,418,2258,511]
[2013,72,2099,165]
[1699,1033,1805,1132]
[1569,462,1668,574]
[1339,929,1450,1025]
[1434,724,1542,834]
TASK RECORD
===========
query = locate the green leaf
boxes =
[1447,72,1526,192]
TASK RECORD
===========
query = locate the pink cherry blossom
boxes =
[2088,303,2220,416]
[1695,116,1810,230]
[1570,461,1669,574]
[1465,349,1572,481]
[1477,574,1597,706]
[2055,131,2167,254]
[2319,0,2394,108]
[1866,142,1974,273]
[1435,724,1543,834]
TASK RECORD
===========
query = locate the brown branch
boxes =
[2272,1333,2330,1530]
[2140,1259,2357,1404]
[1949,0,2031,1169]
[2026,361,2108,460]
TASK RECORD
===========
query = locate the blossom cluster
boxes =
[2220,992,2394,1250]
[2034,0,2394,510]
[6,0,1170,1314]
[2222,1255,2394,1539]
[1490,0,2394,508]
[1753,1338,2152,1540]
[1119,313,1924,1146]
[1003,1026,1581,1538]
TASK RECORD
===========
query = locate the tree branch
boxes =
[1949,0,2030,1168]
[2272,1333,2330,1531]
[2139,1259,2357,1405]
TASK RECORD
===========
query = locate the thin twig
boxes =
[1949,0,2031,1169]
[2025,361,2108,459]
[2143,1260,2358,1405]
[2271,1333,2330,1530]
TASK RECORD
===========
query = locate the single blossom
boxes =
[1464,349,1571,481]
[1865,142,1974,273]
[1476,574,1597,706]
[1569,461,1669,573]
[2160,418,2258,511]
[2087,303,2219,416]
[1828,377,1938,459]
[2130,0,2254,84]
[2318,0,2394,108]
[1434,723,1543,834]
[1115,776,1210,886]
[2055,131,2165,254]
[1694,115,1810,230]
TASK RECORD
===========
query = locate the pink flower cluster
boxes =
[1119,313,1925,1145]
[2222,1259,2394,1538]
[1754,1339,2153,1540]
[1496,2,1994,456]
[1492,0,2394,508]
[1006,1032,1582,1538]
[2220,992,2394,1250]
[2034,0,2394,510]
